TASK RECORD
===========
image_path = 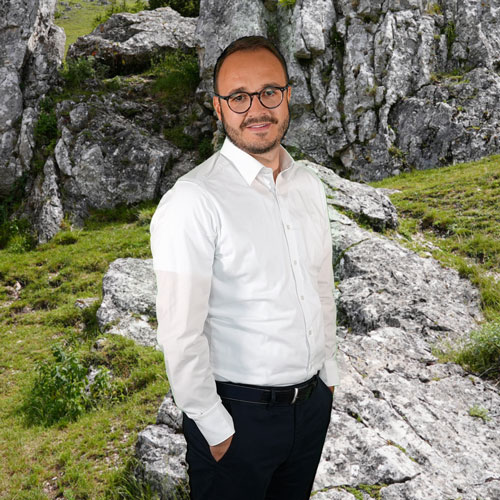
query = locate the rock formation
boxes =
[0,0,65,198]
[97,161,500,500]
[67,7,197,74]
[196,0,500,180]
[3,0,500,242]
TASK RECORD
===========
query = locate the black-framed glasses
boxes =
[215,85,289,114]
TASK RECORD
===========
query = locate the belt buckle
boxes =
[290,387,299,404]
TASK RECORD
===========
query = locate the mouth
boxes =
[245,122,272,131]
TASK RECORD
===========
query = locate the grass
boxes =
[0,202,171,499]
[370,155,500,380]
[55,0,109,57]
[55,0,147,57]
[369,155,500,321]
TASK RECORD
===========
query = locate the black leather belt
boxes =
[216,373,318,405]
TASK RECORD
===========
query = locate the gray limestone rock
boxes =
[52,95,180,226]
[97,258,157,346]
[196,0,500,180]
[302,160,399,231]
[30,156,64,244]
[0,0,65,197]
[67,7,197,74]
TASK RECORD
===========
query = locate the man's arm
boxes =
[151,181,235,448]
[316,180,340,390]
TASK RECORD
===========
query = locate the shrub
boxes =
[59,57,96,89]
[148,0,199,17]
[151,50,200,111]
[22,344,113,426]
[454,319,500,379]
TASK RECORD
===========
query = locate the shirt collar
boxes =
[220,137,294,186]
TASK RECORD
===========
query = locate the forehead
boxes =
[217,48,287,94]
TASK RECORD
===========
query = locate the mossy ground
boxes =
[0,204,169,499]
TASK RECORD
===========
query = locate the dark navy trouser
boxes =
[182,377,333,500]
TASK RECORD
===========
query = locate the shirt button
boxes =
[308,329,312,336]
[300,295,304,300]
[286,224,291,229]
[293,260,297,265]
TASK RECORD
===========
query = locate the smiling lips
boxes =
[247,123,271,131]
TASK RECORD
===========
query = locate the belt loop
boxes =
[269,388,276,408]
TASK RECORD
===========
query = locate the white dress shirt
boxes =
[150,137,339,446]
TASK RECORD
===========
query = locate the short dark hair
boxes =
[213,36,289,93]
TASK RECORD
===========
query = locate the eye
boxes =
[229,93,247,103]
[262,87,278,97]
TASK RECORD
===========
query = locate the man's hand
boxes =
[329,386,335,394]
[210,434,233,462]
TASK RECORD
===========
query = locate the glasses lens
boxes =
[259,87,283,109]
[228,93,251,113]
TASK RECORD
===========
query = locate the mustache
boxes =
[241,115,278,128]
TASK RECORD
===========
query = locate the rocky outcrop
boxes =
[67,7,197,74]
[99,160,499,499]
[22,89,188,242]
[196,0,500,180]
[0,0,65,198]
[97,257,157,346]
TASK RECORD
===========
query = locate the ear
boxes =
[287,85,292,101]
[213,95,222,121]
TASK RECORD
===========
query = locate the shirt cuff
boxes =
[319,357,341,387]
[192,399,235,446]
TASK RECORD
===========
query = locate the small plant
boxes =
[454,319,500,379]
[278,0,296,7]
[469,405,491,422]
[22,343,113,426]
[426,2,442,15]
[59,57,96,89]
[444,20,457,57]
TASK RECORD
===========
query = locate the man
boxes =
[150,36,340,500]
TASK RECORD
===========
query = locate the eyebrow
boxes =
[225,82,286,95]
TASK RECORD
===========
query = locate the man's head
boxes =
[212,36,291,156]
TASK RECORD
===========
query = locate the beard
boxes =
[220,105,290,155]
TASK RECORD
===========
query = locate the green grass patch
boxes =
[149,50,200,112]
[0,201,169,499]
[370,155,500,321]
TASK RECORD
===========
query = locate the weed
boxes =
[278,0,296,7]
[453,319,500,379]
[21,344,112,426]
[469,405,491,422]
[59,57,96,89]
[444,20,457,57]
[426,3,442,15]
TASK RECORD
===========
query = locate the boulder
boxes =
[52,94,181,228]
[98,160,499,499]
[97,257,157,346]
[0,0,65,198]
[67,7,197,74]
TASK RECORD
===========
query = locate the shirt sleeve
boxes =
[316,179,341,387]
[150,180,235,446]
